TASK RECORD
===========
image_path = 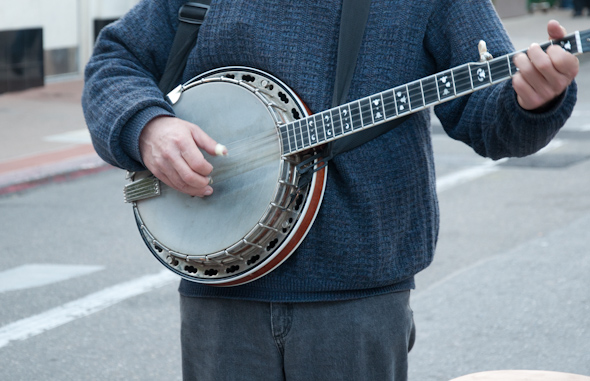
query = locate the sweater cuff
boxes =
[119,106,175,168]
[501,80,577,157]
[508,80,577,126]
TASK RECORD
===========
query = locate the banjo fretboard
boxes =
[279,29,589,156]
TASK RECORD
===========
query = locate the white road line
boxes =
[436,139,565,193]
[0,264,104,293]
[436,158,505,192]
[0,270,177,349]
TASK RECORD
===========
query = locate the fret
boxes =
[470,62,491,89]
[450,70,457,95]
[452,65,472,94]
[322,112,334,139]
[359,98,373,127]
[297,120,306,150]
[300,118,310,148]
[349,101,363,130]
[393,85,410,114]
[291,120,300,151]
[313,114,326,143]
[508,53,518,76]
[551,35,576,54]
[436,70,454,100]
[382,90,397,119]
[408,81,424,110]
[279,124,291,154]
[370,94,385,123]
[559,38,575,53]
[306,116,318,146]
[422,76,438,106]
[331,108,343,136]
[420,80,426,105]
[489,56,511,83]
[298,119,306,149]
[339,104,353,133]
[287,122,296,153]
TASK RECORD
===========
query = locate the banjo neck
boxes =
[279,29,590,156]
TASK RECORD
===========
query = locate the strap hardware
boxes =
[178,3,210,25]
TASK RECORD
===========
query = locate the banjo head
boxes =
[127,67,326,286]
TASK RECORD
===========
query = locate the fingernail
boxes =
[204,187,213,196]
[215,143,228,156]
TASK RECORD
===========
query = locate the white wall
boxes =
[79,0,141,69]
[91,0,140,19]
[0,0,140,74]
[0,0,78,50]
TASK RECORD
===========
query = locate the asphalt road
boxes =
[1,10,589,381]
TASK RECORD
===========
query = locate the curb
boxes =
[0,150,113,196]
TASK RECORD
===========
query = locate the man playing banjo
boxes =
[82,0,579,379]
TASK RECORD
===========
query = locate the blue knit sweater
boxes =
[82,0,576,302]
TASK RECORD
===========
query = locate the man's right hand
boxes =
[139,116,225,197]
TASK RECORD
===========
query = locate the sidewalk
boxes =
[0,79,109,194]
[0,8,586,194]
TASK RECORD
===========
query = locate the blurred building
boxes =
[494,0,529,17]
[0,0,139,94]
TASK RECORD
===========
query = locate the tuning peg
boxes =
[478,40,494,62]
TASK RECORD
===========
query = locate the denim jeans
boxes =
[180,290,415,380]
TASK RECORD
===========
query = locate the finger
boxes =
[526,44,563,87]
[514,45,571,109]
[546,45,580,79]
[513,51,545,87]
[175,158,213,190]
[547,20,567,40]
[512,72,543,110]
[189,124,228,157]
[512,52,549,110]
[177,138,214,176]
[162,165,213,197]
[147,145,213,197]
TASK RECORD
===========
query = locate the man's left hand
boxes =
[512,20,579,111]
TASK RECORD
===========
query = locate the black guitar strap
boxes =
[159,0,408,158]
[158,1,211,94]
[329,0,409,157]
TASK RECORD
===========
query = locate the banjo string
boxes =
[209,130,281,184]
[220,130,278,156]
[211,149,279,184]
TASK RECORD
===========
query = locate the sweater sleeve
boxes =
[426,0,577,160]
[81,0,186,171]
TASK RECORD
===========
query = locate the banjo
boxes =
[124,30,589,287]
